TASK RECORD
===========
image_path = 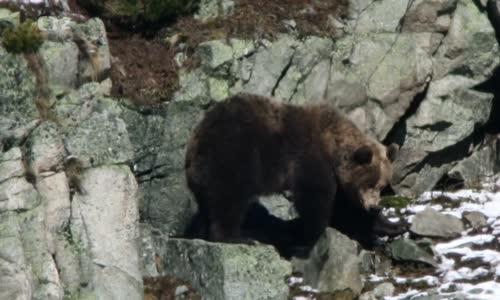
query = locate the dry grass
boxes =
[81,0,349,106]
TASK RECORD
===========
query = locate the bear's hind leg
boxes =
[207,194,254,244]
[184,198,210,239]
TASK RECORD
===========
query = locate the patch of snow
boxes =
[298,286,318,293]
[443,267,490,282]
[292,297,311,300]
[418,190,488,203]
[405,204,443,214]
[411,276,440,286]
[384,290,425,300]
[437,256,456,274]
[385,188,500,300]
[368,274,388,283]
[440,281,500,300]
[393,277,408,284]
[462,249,500,265]
[287,276,303,285]
[435,235,495,252]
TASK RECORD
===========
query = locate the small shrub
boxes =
[380,195,413,209]
[1,20,44,54]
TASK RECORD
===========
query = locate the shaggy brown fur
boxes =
[185,93,403,249]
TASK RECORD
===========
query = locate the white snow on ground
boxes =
[410,275,440,286]
[387,188,500,300]
[368,274,389,283]
[298,285,319,293]
[287,276,304,285]
[289,187,500,300]
[384,290,424,300]
[439,281,500,300]
[435,235,496,251]
[443,266,491,282]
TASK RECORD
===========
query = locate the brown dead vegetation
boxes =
[71,0,349,106]
[143,276,201,300]
[167,0,350,45]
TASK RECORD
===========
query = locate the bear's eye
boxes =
[352,146,373,165]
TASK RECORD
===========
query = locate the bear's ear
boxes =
[387,143,399,162]
[353,146,373,165]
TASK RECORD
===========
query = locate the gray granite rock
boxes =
[71,165,143,300]
[462,211,488,229]
[26,122,66,177]
[410,207,464,238]
[292,228,364,296]
[64,111,133,168]
[388,238,438,267]
[139,101,204,236]
[0,147,25,184]
[148,237,291,300]
[0,213,34,300]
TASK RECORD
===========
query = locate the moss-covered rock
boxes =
[148,237,291,300]
[0,45,38,120]
[1,20,44,54]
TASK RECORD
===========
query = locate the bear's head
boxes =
[336,140,399,209]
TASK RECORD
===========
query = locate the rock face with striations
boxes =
[1,0,500,299]
[0,15,143,300]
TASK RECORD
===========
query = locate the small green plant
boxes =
[1,20,44,54]
[380,195,413,209]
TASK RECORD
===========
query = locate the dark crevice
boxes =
[134,162,169,179]
[271,54,295,97]
[137,173,169,184]
[472,0,487,12]
[383,83,430,146]
[450,65,475,78]
[474,66,500,134]
[434,174,465,191]
[2,137,16,153]
[407,123,485,176]
[487,0,500,42]
[415,121,453,132]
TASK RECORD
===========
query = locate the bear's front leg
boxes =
[371,206,409,238]
[292,155,337,248]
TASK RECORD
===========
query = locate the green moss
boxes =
[1,20,44,54]
[380,195,413,209]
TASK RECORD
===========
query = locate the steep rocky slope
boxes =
[1,0,500,299]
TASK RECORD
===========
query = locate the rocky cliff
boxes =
[1,0,500,299]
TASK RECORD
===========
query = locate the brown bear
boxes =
[184,93,406,254]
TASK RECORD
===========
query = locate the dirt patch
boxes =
[143,276,201,300]
[108,34,179,106]
[68,0,349,106]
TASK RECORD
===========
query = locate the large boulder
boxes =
[134,101,204,235]
[410,207,464,238]
[71,165,143,299]
[144,234,291,300]
[292,228,365,296]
